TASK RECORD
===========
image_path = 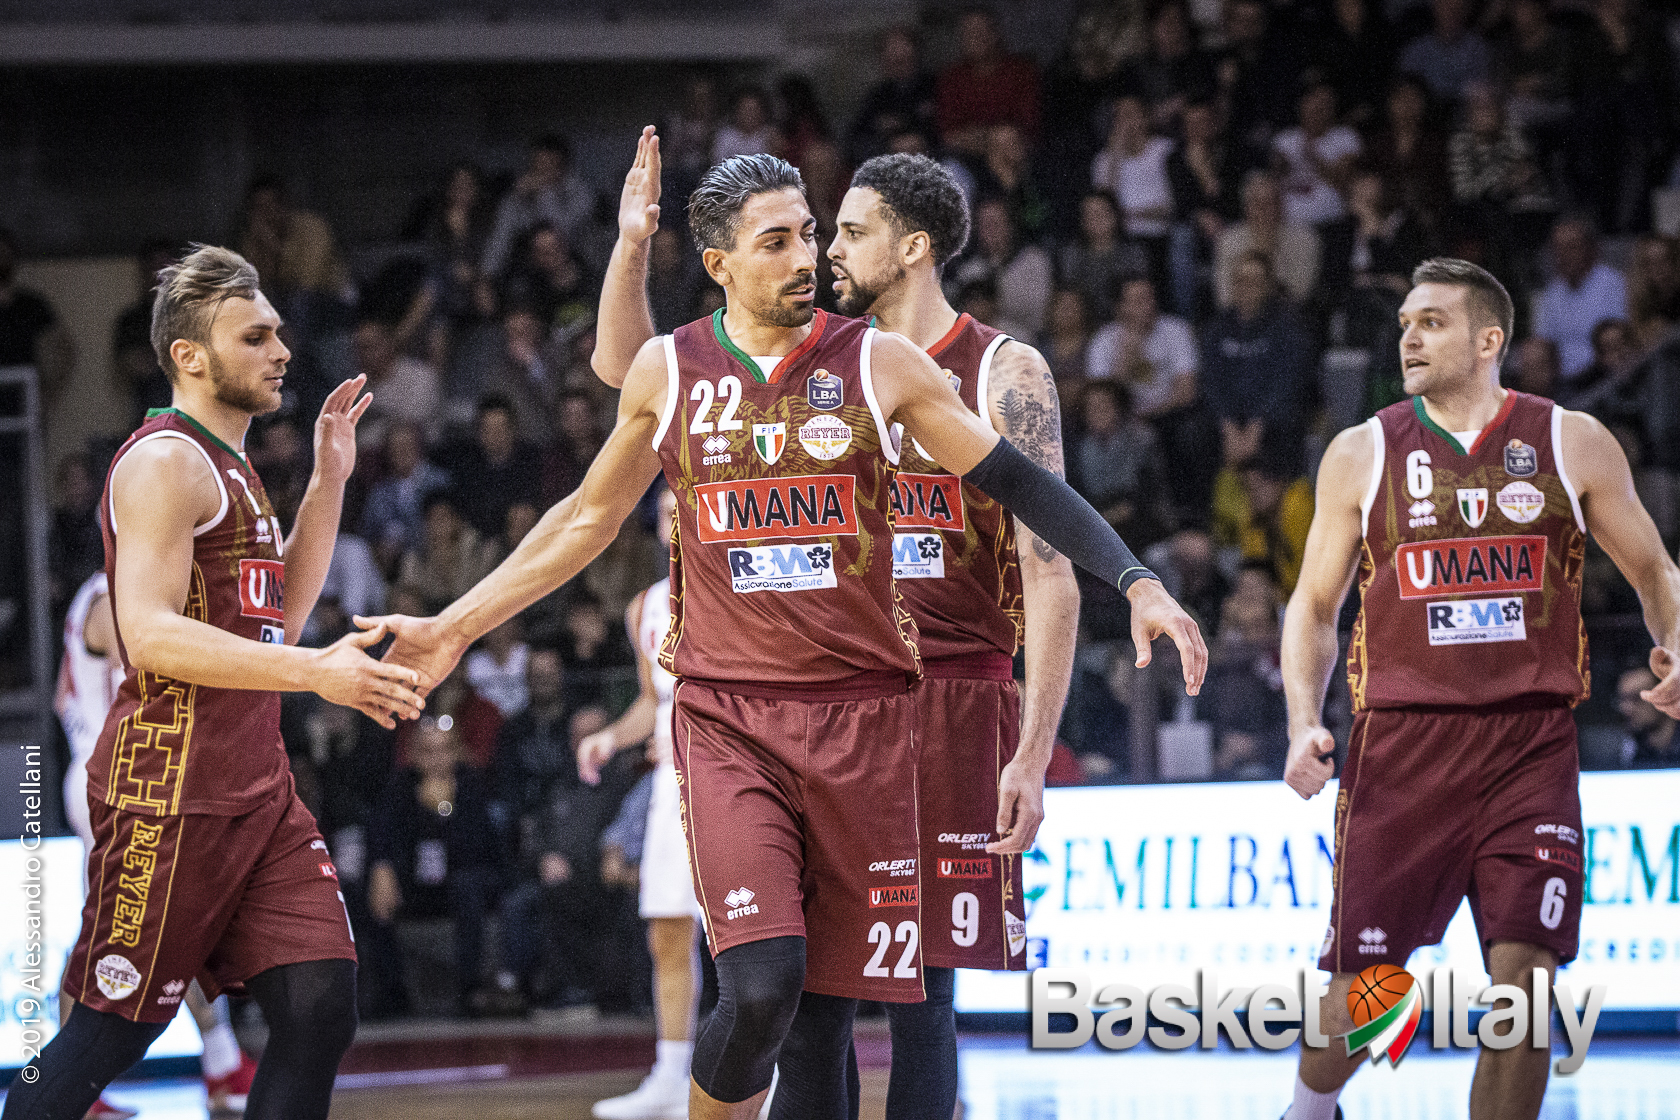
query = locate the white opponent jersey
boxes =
[638,578,677,757]
[54,572,124,765]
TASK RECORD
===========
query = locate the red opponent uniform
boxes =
[1323,391,1587,974]
[657,309,926,1002]
[64,408,355,1023]
[892,313,1028,971]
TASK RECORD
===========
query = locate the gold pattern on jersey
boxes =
[108,563,206,814]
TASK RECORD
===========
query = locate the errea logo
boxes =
[1358,927,1388,955]
[725,887,759,920]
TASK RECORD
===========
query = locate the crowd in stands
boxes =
[9,0,1680,1016]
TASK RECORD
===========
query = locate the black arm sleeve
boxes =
[962,437,1158,593]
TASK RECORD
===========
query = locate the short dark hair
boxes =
[686,154,807,253]
[1410,257,1515,363]
[533,133,571,162]
[849,154,972,270]
[477,392,516,419]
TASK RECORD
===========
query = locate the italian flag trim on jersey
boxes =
[711,308,828,385]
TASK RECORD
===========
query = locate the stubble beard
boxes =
[835,262,905,319]
[208,349,283,416]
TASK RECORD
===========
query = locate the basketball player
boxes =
[575,485,705,1119]
[1279,258,1680,1120]
[593,140,1084,1118]
[4,245,425,1120]
[366,152,1205,1120]
[53,573,259,1117]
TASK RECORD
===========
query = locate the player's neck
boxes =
[719,304,814,358]
[167,389,252,455]
[1418,379,1506,434]
[864,271,958,352]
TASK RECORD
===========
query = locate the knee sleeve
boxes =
[883,966,958,1120]
[766,992,858,1120]
[243,958,359,1120]
[0,1003,166,1120]
[691,936,805,1103]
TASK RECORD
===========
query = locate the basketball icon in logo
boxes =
[1347,962,1414,1027]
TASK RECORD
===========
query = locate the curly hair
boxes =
[849,154,971,271]
[686,154,807,253]
[149,244,260,380]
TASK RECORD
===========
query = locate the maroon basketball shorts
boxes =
[1319,701,1584,975]
[672,675,925,1003]
[65,772,357,1023]
[916,656,1028,971]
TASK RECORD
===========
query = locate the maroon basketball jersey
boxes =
[891,314,1024,661]
[1349,391,1589,710]
[90,408,291,816]
[656,309,920,685]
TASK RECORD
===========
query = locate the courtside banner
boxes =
[956,771,1680,1013]
[2,836,200,1070]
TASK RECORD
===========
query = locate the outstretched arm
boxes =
[871,330,1207,695]
[1565,409,1680,715]
[366,338,669,688]
[984,342,1078,855]
[592,126,663,389]
[282,375,372,641]
[1280,423,1371,798]
[111,436,422,727]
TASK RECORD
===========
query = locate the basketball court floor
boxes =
[8,1019,1675,1118]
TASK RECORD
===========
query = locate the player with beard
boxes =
[4,245,425,1120]
[367,148,1205,1120]
[1278,258,1680,1120]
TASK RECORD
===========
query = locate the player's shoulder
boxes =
[113,430,217,487]
[986,337,1055,397]
[1319,421,1378,490]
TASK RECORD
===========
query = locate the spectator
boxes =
[397,491,499,616]
[501,223,597,334]
[1039,287,1095,412]
[1568,0,1676,235]
[1506,335,1562,398]
[404,162,492,359]
[935,8,1042,156]
[1091,94,1177,287]
[0,226,74,400]
[1614,667,1680,768]
[483,305,565,448]
[239,176,353,304]
[555,592,636,708]
[846,27,938,164]
[545,391,604,502]
[1122,2,1216,131]
[248,415,310,526]
[1214,170,1321,308]
[1143,528,1232,640]
[1210,448,1314,594]
[662,75,721,201]
[364,716,502,1018]
[1493,0,1574,133]
[1448,82,1548,214]
[491,648,577,833]
[1625,234,1680,351]
[1202,564,1288,780]
[1562,319,1646,437]
[1201,252,1314,469]
[481,135,596,279]
[1071,380,1174,547]
[948,198,1053,335]
[1320,168,1433,356]
[362,422,449,577]
[1057,190,1148,321]
[111,239,178,423]
[1216,0,1300,151]
[975,124,1050,238]
[1302,0,1396,128]
[351,318,442,455]
[647,227,700,335]
[1534,215,1628,379]
[776,74,846,230]
[48,453,104,614]
[1166,97,1247,318]
[712,87,778,165]
[1398,0,1491,102]
[308,526,387,644]
[1271,80,1362,228]
[1363,76,1453,232]
[1086,276,1199,421]
[466,618,532,722]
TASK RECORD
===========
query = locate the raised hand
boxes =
[618,125,662,245]
[354,612,468,700]
[1643,645,1680,718]
[1127,578,1208,695]
[1284,724,1337,799]
[309,621,425,729]
[312,374,373,488]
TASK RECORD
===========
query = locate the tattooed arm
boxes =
[983,340,1079,854]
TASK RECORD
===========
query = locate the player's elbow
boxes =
[589,347,624,388]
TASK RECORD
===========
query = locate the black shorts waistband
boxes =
[920,652,1015,682]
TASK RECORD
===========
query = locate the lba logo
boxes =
[1344,964,1422,1066]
